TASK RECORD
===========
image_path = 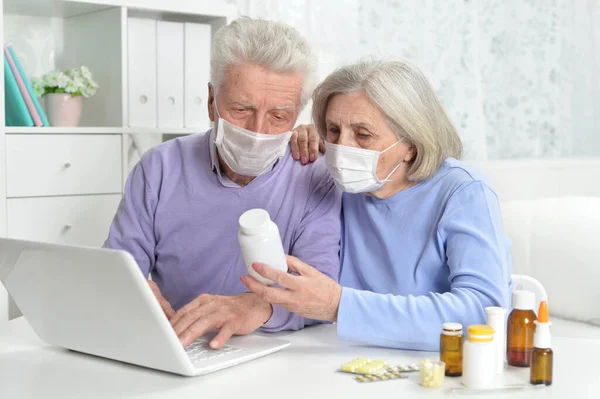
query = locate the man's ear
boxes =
[208,83,215,122]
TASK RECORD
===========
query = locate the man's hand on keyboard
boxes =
[148,280,175,319]
[170,292,273,349]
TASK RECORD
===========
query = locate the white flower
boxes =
[73,77,86,90]
[32,84,44,97]
[65,80,78,94]
[31,76,43,87]
[69,68,82,78]
[57,72,70,89]
[87,78,99,89]
[44,71,59,87]
[81,83,98,98]
[31,76,45,96]
[86,85,97,97]
[81,66,92,80]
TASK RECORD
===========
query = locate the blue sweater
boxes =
[336,158,512,350]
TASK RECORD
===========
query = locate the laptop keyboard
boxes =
[185,338,243,363]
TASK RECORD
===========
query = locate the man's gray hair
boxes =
[312,59,463,181]
[210,17,317,108]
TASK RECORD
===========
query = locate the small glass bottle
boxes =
[440,322,463,376]
[507,290,537,367]
[462,324,496,390]
[530,301,553,385]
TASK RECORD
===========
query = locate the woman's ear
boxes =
[404,145,417,163]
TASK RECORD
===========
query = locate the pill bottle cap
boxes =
[467,324,494,342]
[484,306,507,316]
[442,323,463,336]
[239,209,271,235]
[512,290,535,310]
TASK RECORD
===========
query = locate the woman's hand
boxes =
[240,255,342,322]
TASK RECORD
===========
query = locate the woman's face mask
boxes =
[324,140,403,194]
[213,98,292,177]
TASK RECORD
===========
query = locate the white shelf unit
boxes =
[0,0,236,321]
[5,126,204,134]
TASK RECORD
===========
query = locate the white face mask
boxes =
[324,141,403,194]
[213,99,292,177]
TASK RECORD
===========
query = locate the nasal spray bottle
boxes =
[530,301,553,386]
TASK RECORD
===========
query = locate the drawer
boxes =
[7,194,122,247]
[6,135,122,198]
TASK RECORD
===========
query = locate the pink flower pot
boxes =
[45,93,83,127]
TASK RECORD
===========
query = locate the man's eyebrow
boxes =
[272,105,294,111]
[229,101,293,111]
[230,100,256,109]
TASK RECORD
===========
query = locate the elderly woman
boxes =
[241,59,511,350]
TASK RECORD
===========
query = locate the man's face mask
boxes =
[213,97,293,177]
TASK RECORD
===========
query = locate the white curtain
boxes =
[227,0,600,161]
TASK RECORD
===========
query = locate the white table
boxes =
[0,317,594,399]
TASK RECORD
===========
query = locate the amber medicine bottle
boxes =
[440,323,463,376]
[507,290,537,367]
[530,301,553,385]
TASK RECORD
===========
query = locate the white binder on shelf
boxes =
[184,23,212,130]
[127,17,157,128]
[157,21,185,129]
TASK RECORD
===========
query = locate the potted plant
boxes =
[31,66,99,127]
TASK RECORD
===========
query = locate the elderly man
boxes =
[104,18,341,349]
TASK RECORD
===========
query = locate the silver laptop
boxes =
[0,238,290,376]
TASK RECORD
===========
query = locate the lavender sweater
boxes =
[104,130,341,331]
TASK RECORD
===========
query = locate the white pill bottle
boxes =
[462,324,497,390]
[238,208,288,285]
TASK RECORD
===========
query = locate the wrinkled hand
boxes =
[148,280,175,319]
[169,293,273,348]
[241,255,342,322]
[290,124,325,164]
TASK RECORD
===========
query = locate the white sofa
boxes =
[477,158,600,339]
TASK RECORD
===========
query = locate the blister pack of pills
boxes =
[387,363,420,373]
[340,358,388,374]
[340,358,420,374]
[339,358,420,382]
[354,371,408,383]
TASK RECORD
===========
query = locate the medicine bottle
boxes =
[485,306,507,373]
[462,324,496,390]
[506,290,537,367]
[530,301,553,386]
[238,208,288,285]
[440,323,463,376]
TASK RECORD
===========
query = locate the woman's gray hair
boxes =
[312,59,463,181]
[211,17,317,108]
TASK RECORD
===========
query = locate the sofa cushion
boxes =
[501,196,600,325]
